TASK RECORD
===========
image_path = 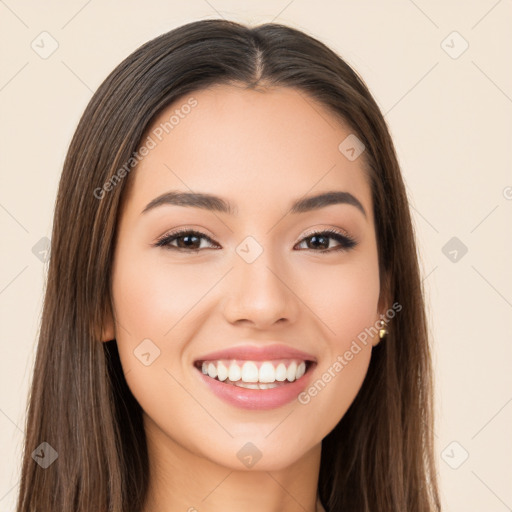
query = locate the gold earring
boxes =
[378,320,388,340]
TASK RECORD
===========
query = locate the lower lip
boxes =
[195,364,315,410]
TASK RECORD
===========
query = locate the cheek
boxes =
[297,343,372,442]
[303,254,380,344]
[109,251,219,453]
[294,256,379,430]
[111,250,218,342]
[110,249,223,404]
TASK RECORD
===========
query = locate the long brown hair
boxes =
[16,19,441,512]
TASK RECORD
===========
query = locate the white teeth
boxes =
[259,362,276,383]
[235,382,260,389]
[241,361,259,383]
[234,381,280,390]
[286,361,297,382]
[207,362,217,379]
[296,361,306,379]
[228,362,241,382]
[199,358,310,384]
[217,361,228,381]
[275,363,287,381]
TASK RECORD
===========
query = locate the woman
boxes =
[16,19,441,512]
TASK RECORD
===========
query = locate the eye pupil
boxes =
[178,234,200,249]
[309,234,329,250]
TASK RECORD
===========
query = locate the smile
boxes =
[193,356,316,410]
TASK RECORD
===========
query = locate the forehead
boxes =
[124,84,372,221]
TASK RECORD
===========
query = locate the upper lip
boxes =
[194,344,317,363]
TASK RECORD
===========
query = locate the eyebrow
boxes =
[141,190,367,218]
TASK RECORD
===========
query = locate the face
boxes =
[104,84,385,471]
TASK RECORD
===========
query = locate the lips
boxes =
[192,343,317,410]
[194,343,317,363]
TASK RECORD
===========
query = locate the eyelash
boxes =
[154,228,357,253]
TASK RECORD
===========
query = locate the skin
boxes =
[102,84,387,512]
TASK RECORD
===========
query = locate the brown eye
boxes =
[295,229,357,252]
[155,230,219,251]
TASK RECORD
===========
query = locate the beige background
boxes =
[1,1,511,510]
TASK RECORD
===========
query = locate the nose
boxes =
[222,253,300,329]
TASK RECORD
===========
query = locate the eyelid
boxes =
[301,225,354,241]
[154,225,216,242]
[154,227,219,248]
[155,224,355,241]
